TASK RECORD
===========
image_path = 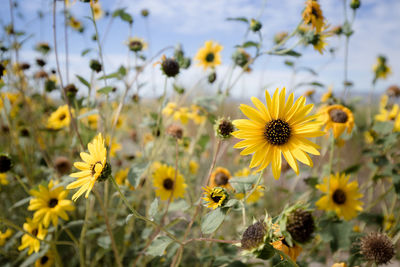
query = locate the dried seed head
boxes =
[34,70,48,79]
[287,209,315,243]
[241,221,267,250]
[360,232,395,265]
[215,118,234,139]
[0,154,13,173]
[54,156,72,175]
[386,85,400,97]
[161,58,180,77]
[36,58,46,67]
[166,124,183,139]
[89,59,102,73]
[64,84,78,98]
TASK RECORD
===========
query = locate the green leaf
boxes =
[76,75,90,89]
[229,175,258,194]
[97,86,114,94]
[201,208,226,234]
[256,242,275,260]
[97,236,111,249]
[127,162,149,188]
[98,72,120,80]
[304,177,319,188]
[148,198,159,220]
[273,260,296,267]
[225,199,240,208]
[9,196,31,210]
[372,121,393,135]
[342,164,361,175]
[81,48,92,56]
[274,49,301,57]
[146,236,173,256]
[240,41,259,48]
[112,8,133,24]
[226,17,249,23]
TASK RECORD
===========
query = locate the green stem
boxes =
[109,175,182,244]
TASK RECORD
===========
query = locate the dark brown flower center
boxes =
[163,178,174,190]
[40,256,49,264]
[59,113,66,121]
[211,193,222,203]
[329,108,348,123]
[214,172,229,186]
[32,229,38,237]
[48,198,58,208]
[205,53,215,62]
[332,189,347,204]
[264,119,291,145]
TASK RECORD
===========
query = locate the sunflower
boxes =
[312,32,328,54]
[0,173,8,186]
[202,186,228,209]
[18,218,47,255]
[35,251,54,267]
[375,104,399,122]
[195,40,223,70]
[188,104,206,124]
[373,55,391,80]
[162,102,190,124]
[319,104,354,139]
[321,86,333,103]
[209,167,232,189]
[232,88,323,180]
[115,168,129,185]
[0,229,12,246]
[69,16,83,31]
[271,239,302,262]
[332,263,347,267]
[80,108,99,129]
[47,105,73,130]
[92,2,103,20]
[302,0,325,33]
[152,164,186,201]
[106,136,122,157]
[316,172,363,220]
[189,160,199,175]
[28,180,75,227]
[234,168,264,204]
[67,133,110,201]
[127,37,148,52]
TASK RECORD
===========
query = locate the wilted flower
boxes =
[360,232,395,265]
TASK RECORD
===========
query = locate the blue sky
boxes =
[1,0,399,99]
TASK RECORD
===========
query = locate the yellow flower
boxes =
[0,92,19,110]
[67,133,109,201]
[303,89,315,98]
[233,88,323,179]
[80,108,99,129]
[373,56,391,80]
[69,16,82,31]
[127,37,148,52]
[143,132,154,145]
[28,180,75,227]
[195,40,223,70]
[115,168,129,185]
[332,263,347,267]
[302,0,325,33]
[364,131,374,144]
[152,164,186,201]
[320,104,354,139]
[316,172,363,221]
[383,213,395,231]
[188,105,206,124]
[375,103,399,122]
[234,168,264,204]
[162,102,190,124]
[35,251,54,267]
[0,173,8,185]
[394,114,400,132]
[106,136,122,157]
[18,218,47,255]
[189,160,199,175]
[271,239,302,262]
[47,105,72,130]
[312,32,328,54]
[210,167,232,190]
[202,186,228,209]
[0,229,12,246]
[321,86,333,103]
[92,2,103,20]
